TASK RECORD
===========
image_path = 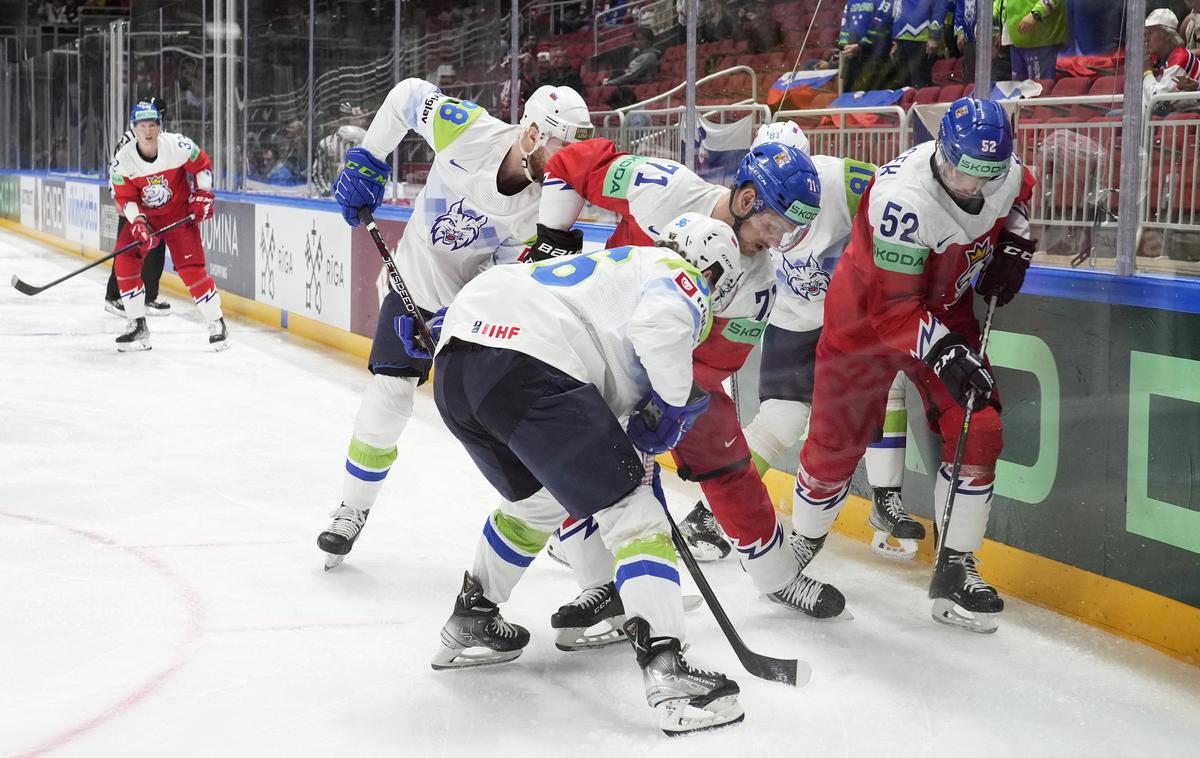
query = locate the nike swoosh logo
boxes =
[647,225,659,236]
[936,234,956,247]
[448,158,467,172]
[723,438,737,448]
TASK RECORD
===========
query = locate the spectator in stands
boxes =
[954,0,978,78]
[604,26,660,86]
[1182,0,1200,55]
[698,0,736,44]
[538,46,585,92]
[994,0,1068,81]
[252,145,297,185]
[840,0,895,91]
[735,2,781,55]
[1144,8,1200,112]
[890,0,946,89]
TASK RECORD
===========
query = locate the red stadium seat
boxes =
[914,86,942,105]
[1049,76,1093,98]
[939,84,965,102]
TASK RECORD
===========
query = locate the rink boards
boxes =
[2,169,1198,665]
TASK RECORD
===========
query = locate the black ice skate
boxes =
[551,582,626,651]
[767,571,848,619]
[208,317,229,351]
[318,503,369,571]
[678,501,732,562]
[115,317,151,352]
[869,487,926,560]
[930,550,1004,634]
[431,571,530,670]
[624,616,743,736]
[104,298,125,317]
[788,531,827,572]
[145,298,172,316]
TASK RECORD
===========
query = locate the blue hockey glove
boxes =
[395,307,446,359]
[626,386,710,455]
[335,147,391,227]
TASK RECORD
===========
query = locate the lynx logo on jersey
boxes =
[778,253,831,301]
[953,239,993,302]
[141,175,173,208]
[432,199,487,251]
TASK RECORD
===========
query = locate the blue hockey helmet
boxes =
[129,100,162,126]
[936,97,1013,199]
[733,142,821,251]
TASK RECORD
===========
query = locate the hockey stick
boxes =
[649,463,809,687]
[356,207,436,355]
[928,296,999,598]
[11,214,195,297]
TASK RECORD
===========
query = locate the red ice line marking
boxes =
[127,539,297,549]
[207,619,412,634]
[1,512,207,758]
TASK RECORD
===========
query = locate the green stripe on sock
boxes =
[615,534,677,566]
[492,511,550,555]
[882,409,908,434]
[348,438,398,469]
[751,450,772,477]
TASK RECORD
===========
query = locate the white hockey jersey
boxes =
[362,78,539,311]
[768,154,876,332]
[437,246,712,417]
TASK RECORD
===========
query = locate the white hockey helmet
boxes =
[520,85,595,148]
[660,213,744,312]
[752,121,810,155]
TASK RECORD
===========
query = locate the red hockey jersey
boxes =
[110,131,211,224]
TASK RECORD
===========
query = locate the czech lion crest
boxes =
[141,174,173,209]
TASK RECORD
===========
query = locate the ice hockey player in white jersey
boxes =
[317,78,594,570]
[739,121,925,561]
[430,213,745,735]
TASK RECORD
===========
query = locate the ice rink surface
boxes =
[3,229,1199,758]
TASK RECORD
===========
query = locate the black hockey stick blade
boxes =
[651,469,809,686]
[12,273,41,296]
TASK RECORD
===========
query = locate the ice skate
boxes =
[104,298,125,317]
[767,570,849,619]
[145,298,172,316]
[869,487,926,560]
[930,550,1004,634]
[788,531,826,571]
[115,317,151,352]
[678,501,731,561]
[624,616,743,736]
[208,317,229,351]
[545,532,571,568]
[431,571,530,670]
[318,504,369,571]
[551,582,626,651]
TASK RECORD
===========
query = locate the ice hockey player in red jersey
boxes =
[793,97,1037,634]
[534,138,850,651]
[110,100,225,352]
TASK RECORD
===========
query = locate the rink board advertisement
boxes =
[253,204,353,331]
[38,178,65,239]
[0,174,18,219]
[895,284,1200,609]
[63,181,101,249]
[199,199,256,299]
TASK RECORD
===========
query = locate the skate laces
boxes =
[486,613,522,639]
[881,490,906,521]
[326,505,367,539]
[788,532,819,564]
[778,574,825,611]
[570,586,610,610]
[951,553,993,593]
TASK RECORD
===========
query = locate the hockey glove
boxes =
[395,307,446,360]
[129,216,154,254]
[524,224,584,262]
[924,334,994,411]
[626,385,711,455]
[335,147,391,227]
[975,231,1035,307]
[187,189,215,222]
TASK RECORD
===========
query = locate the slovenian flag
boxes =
[827,88,910,126]
[990,80,1044,100]
[768,70,838,108]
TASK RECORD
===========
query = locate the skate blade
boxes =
[869,530,918,560]
[323,554,345,572]
[657,694,745,736]
[931,598,998,634]
[430,643,523,670]
[211,340,230,352]
[554,618,626,652]
[146,308,171,317]
[684,539,730,563]
[104,303,125,317]
[116,341,151,352]
[545,541,571,569]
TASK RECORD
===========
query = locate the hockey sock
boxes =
[341,374,414,510]
[474,509,551,604]
[865,374,907,488]
[612,534,684,640]
[119,285,147,319]
[933,464,994,553]
[557,516,616,590]
[792,462,850,540]
[731,521,795,594]
[193,286,223,323]
[743,398,812,470]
